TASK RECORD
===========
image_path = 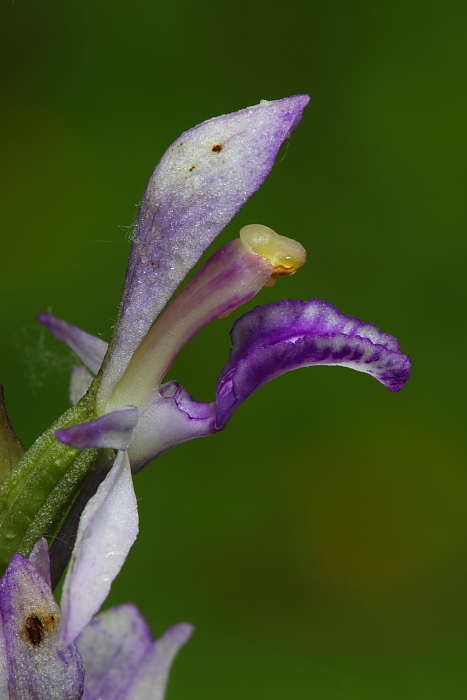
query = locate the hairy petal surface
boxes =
[129,382,216,472]
[77,604,192,700]
[60,451,138,646]
[216,299,411,428]
[38,313,108,375]
[55,406,139,450]
[99,95,310,404]
[0,554,84,699]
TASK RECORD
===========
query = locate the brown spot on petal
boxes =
[211,144,223,153]
[188,165,196,172]
[25,615,44,646]
[24,612,57,647]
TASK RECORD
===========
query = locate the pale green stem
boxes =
[0,387,102,575]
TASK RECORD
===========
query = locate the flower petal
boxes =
[216,299,411,428]
[99,95,310,404]
[0,553,84,699]
[70,366,94,405]
[125,622,193,700]
[77,603,192,700]
[129,382,216,472]
[38,312,108,374]
[76,603,152,700]
[60,451,139,646]
[55,405,139,450]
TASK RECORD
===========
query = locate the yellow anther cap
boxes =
[239,224,306,281]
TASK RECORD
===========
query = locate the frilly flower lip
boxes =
[0,540,191,699]
[215,298,411,428]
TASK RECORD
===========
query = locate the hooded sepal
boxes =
[100,95,310,404]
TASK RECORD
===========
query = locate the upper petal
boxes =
[215,299,411,428]
[60,451,139,647]
[99,95,310,404]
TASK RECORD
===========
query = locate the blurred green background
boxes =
[1,1,466,697]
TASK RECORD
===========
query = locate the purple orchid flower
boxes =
[0,538,191,699]
[36,95,410,647]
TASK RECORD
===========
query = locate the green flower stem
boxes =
[0,389,101,575]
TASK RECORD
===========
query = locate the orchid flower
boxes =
[0,95,411,657]
[0,538,191,699]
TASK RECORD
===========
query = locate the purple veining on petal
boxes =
[77,603,153,700]
[99,95,310,405]
[60,451,138,647]
[0,554,84,699]
[28,538,52,588]
[129,382,216,472]
[38,313,108,375]
[55,406,138,450]
[215,299,411,428]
